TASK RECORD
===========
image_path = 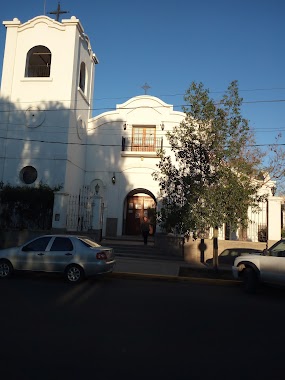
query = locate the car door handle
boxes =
[37,253,44,256]
[65,253,72,256]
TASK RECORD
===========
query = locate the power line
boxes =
[0,117,284,134]
[0,98,285,115]
[1,84,285,106]
[0,135,283,148]
[0,124,284,136]
[157,87,285,98]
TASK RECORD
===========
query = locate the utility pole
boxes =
[213,226,219,271]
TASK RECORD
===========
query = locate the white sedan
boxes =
[0,235,116,283]
[232,239,285,293]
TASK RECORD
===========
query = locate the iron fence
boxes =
[66,186,92,231]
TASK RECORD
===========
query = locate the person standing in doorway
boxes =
[141,216,150,245]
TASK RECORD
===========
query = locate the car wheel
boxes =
[0,260,13,279]
[242,267,258,294]
[65,264,85,284]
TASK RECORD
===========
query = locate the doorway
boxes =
[125,192,156,235]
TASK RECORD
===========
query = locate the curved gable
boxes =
[117,95,172,115]
[17,16,65,32]
[89,95,184,130]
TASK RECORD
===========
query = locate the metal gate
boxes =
[66,186,92,231]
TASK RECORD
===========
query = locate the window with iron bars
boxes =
[121,126,163,152]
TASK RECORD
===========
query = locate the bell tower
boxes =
[0,13,98,194]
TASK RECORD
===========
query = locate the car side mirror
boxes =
[263,249,269,256]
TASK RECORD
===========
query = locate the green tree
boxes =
[153,80,264,237]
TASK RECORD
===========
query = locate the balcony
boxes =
[121,136,163,157]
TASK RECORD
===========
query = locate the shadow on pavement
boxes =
[179,265,236,280]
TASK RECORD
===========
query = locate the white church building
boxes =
[0,12,282,242]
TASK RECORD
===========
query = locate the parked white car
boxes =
[0,235,116,283]
[232,239,285,293]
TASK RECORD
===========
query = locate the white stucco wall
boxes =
[0,15,97,195]
[85,96,185,236]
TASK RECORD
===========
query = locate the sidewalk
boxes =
[102,237,239,285]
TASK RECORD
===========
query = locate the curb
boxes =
[115,252,184,262]
[111,271,241,286]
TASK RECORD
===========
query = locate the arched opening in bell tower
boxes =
[25,45,51,77]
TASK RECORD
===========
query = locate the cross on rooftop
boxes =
[48,2,69,21]
[142,82,151,95]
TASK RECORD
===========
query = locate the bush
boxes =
[0,183,59,230]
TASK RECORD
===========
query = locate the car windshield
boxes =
[220,250,230,257]
[269,240,285,255]
[78,237,101,248]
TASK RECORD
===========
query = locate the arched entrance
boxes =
[123,189,156,235]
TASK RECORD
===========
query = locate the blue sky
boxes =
[1,0,285,149]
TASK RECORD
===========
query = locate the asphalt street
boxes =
[103,238,237,285]
[2,275,285,380]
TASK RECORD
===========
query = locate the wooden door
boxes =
[126,196,143,235]
[125,195,155,235]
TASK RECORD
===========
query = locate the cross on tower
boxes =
[141,82,151,95]
[48,2,69,21]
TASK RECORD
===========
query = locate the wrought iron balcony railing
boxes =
[122,136,163,152]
